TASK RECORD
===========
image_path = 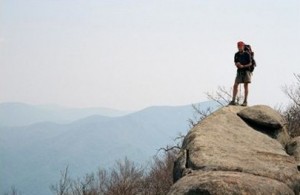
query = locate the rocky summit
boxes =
[168,105,300,195]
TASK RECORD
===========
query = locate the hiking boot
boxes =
[241,101,248,106]
[228,100,237,106]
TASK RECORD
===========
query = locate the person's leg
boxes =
[232,82,239,102]
[230,72,241,105]
[243,71,251,105]
[243,83,249,104]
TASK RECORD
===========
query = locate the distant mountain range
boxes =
[0,101,219,195]
[0,102,130,126]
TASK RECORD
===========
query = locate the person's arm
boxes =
[242,62,252,68]
[236,62,243,68]
[234,53,243,68]
[242,61,252,68]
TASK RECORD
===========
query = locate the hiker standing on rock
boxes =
[229,41,253,106]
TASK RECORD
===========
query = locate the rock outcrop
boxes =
[168,105,300,195]
[237,105,290,146]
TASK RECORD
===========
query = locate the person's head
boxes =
[237,41,245,52]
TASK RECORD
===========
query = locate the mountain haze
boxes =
[0,102,130,126]
[0,101,218,195]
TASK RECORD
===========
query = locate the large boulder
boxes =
[169,171,294,195]
[237,105,290,145]
[237,105,284,129]
[169,105,300,195]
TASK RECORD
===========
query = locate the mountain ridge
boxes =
[0,102,131,126]
[1,101,219,195]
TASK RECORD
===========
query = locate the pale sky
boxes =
[1,0,299,110]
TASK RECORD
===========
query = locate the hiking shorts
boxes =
[235,71,252,84]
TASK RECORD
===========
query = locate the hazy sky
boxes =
[1,0,299,110]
